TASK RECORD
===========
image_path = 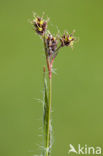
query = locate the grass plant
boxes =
[31,13,75,156]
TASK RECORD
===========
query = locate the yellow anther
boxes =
[65,37,68,41]
[40,20,44,25]
[38,27,42,31]
[69,36,72,40]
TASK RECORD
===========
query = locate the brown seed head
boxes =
[32,16,47,35]
[60,33,75,47]
[46,34,58,56]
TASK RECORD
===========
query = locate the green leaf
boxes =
[43,68,49,146]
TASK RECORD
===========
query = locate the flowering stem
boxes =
[46,76,52,156]
[43,35,52,156]
[52,45,62,59]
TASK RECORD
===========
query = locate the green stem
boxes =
[43,35,52,156]
[46,77,52,156]
[52,45,62,60]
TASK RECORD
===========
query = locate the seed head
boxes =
[32,16,47,35]
[60,33,75,47]
[46,34,57,56]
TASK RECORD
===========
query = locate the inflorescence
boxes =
[32,14,75,79]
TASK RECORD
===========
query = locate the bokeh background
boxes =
[0,0,103,156]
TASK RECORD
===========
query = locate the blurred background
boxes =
[0,0,103,156]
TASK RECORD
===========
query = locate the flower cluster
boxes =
[32,16,47,35]
[60,33,75,47]
[46,34,57,56]
[32,14,75,78]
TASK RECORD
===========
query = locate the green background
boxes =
[0,0,103,156]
